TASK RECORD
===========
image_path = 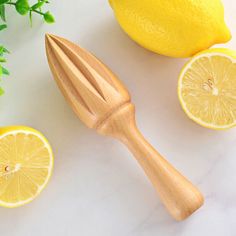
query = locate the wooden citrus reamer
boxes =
[45,34,204,221]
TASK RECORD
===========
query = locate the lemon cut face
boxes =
[178,49,236,130]
[0,127,53,207]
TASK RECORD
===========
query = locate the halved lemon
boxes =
[178,48,236,130]
[0,126,53,207]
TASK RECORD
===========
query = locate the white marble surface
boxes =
[1,0,236,235]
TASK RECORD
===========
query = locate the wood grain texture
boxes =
[45,34,204,221]
[97,103,203,220]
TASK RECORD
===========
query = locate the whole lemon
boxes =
[109,0,231,58]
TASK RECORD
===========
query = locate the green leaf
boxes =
[0,24,7,31]
[2,66,9,75]
[0,0,9,5]
[0,57,6,62]
[0,87,4,96]
[0,46,5,56]
[31,1,44,10]
[0,46,8,56]
[0,4,6,21]
[29,10,32,26]
[15,0,30,15]
[2,47,9,53]
[43,11,54,23]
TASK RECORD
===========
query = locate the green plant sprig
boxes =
[0,45,9,95]
[0,0,55,94]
